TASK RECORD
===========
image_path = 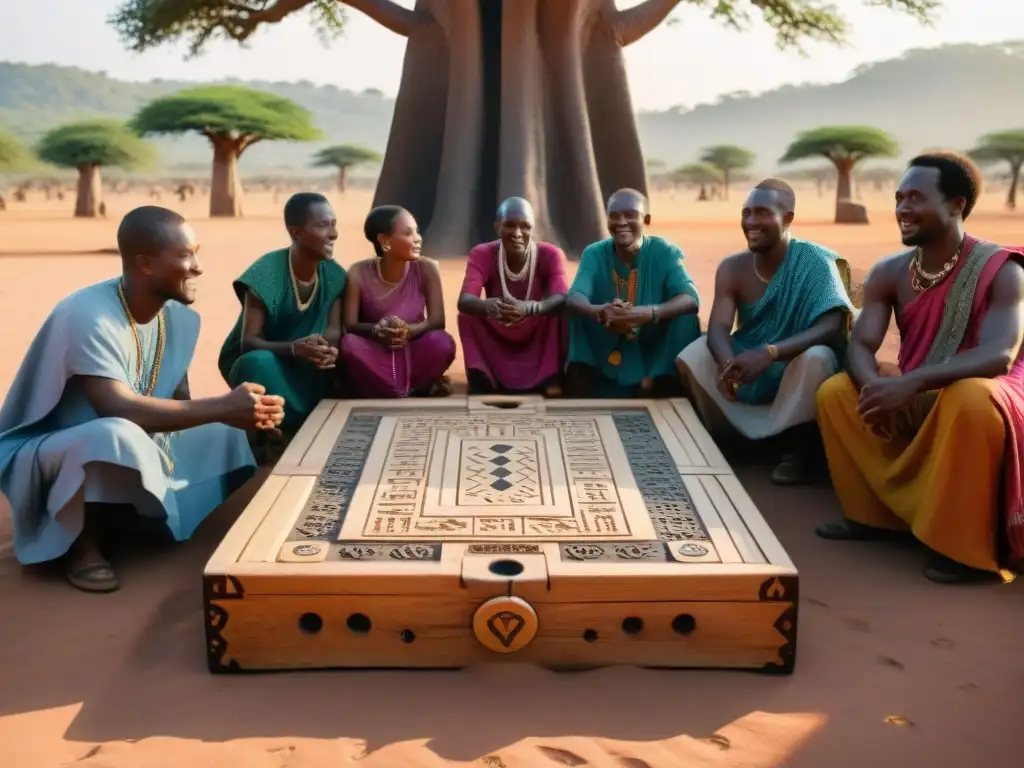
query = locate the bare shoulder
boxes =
[990,255,1024,300]
[418,256,442,277]
[348,258,376,281]
[714,251,749,284]
[864,250,911,288]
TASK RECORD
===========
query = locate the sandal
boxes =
[815,519,909,542]
[771,453,806,485]
[65,560,120,593]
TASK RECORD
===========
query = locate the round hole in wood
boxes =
[621,617,644,635]
[399,629,416,643]
[672,614,697,636]
[582,629,599,643]
[489,558,524,576]
[298,612,323,634]
[484,400,520,409]
[346,613,372,634]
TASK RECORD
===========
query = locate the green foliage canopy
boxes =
[672,162,724,185]
[36,119,156,170]
[700,144,755,173]
[780,126,900,165]
[110,0,941,56]
[969,130,1024,167]
[131,85,321,145]
[0,130,33,170]
[312,143,382,169]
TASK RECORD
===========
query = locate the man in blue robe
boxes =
[0,206,284,592]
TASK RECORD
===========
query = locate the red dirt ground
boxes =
[1,187,1022,767]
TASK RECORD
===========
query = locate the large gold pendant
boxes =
[608,350,622,366]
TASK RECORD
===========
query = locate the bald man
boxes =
[0,206,282,593]
[676,179,852,484]
[565,188,701,397]
[457,197,570,395]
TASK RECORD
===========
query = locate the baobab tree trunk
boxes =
[1006,161,1021,210]
[74,164,102,218]
[360,0,678,258]
[337,166,349,193]
[208,133,257,217]
[834,157,854,203]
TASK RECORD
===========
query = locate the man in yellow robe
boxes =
[815,152,1024,584]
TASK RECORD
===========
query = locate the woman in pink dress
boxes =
[456,197,569,395]
[339,206,456,398]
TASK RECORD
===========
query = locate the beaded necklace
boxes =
[117,279,165,397]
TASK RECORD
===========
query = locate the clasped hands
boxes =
[292,334,338,370]
[716,347,776,400]
[485,297,530,326]
[596,298,650,338]
[855,374,920,438]
[226,382,285,434]
[372,316,410,349]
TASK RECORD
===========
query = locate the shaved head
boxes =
[741,179,796,254]
[751,178,796,213]
[116,205,188,264]
[607,188,648,216]
[496,196,534,224]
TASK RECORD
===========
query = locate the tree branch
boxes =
[611,0,684,46]
[340,0,417,37]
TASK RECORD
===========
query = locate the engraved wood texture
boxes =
[204,396,798,674]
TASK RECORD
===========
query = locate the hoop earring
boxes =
[382,244,391,253]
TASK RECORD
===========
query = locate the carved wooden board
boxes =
[204,396,799,675]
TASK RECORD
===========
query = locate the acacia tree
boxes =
[312,143,383,192]
[36,120,155,217]
[111,0,939,256]
[671,162,723,201]
[131,85,321,217]
[700,145,754,200]
[969,130,1024,210]
[0,131,31,171]
[779,126,899,220]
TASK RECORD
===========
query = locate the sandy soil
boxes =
[1,185,1023,767]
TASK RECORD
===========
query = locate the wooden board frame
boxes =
[204,396,798,675]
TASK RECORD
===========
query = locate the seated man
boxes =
[218,192,347,434]
[816,151,1024,584]
[677,179,852,484]
[457,197,569,396]
[0,206,283,593]
[565,188,701,397]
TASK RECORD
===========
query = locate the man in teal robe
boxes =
[0,206,283,592]
[218,192,347,435]
[565,188,701,397]
[677,179,853,484]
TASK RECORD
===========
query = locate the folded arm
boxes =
[846,260,896,388]
[773,310,846,361]
[323,297,343,348]
[341,265,379,338]
[904,259,1024,391]
[80,376,226,433]
[706,259,739,368]
[408,259,447,339]
[240,291,295,357]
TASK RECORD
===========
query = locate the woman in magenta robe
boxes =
[339,206,456,398]
[457,197,569,395]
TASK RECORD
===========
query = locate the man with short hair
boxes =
[677,178,853,484]
[565,188,701,397]
[816,151,1024,584]
[218,192,347,433]
[0,206,282,593]
[457,196,569,396]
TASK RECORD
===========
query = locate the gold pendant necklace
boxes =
[117,279,165,397]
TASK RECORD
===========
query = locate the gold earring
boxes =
[383,244,391,252]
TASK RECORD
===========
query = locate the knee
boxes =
[816,372,855,411]
[942,379,1004,430]
[676,334,709,365]
[95,417,151,448]
[430,330,457,360]
[229,349,279,382]
[797,345,839,378]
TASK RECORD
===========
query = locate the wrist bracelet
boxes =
[765,344,779,361]
[651,306,660,324]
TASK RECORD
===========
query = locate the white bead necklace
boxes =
[498,240,537,301]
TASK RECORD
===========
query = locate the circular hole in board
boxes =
[621,617,644,635]
[346,613,372,634]
[582,629,599,643]
[399,629,416,643]
[672,614,697,636]
[488,559,525,577]
[298,612,323,635]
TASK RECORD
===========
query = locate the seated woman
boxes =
[339,205,456,398]
[218,192,347,435]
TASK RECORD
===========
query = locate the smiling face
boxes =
[496,202,534,257]
[290,201,338,260]
[380,210,423,262]
[606,191,650,250]
[741,188,792,254]
[139,221,203,305]
[895,165,963,247]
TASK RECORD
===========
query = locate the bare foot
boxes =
[64,534,119,593]
[428,376,452,397]
[544,384,563,398]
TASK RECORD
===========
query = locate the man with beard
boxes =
[457,197,570,396]
[565,188,701,397]
[816,152,1024,584]
[677,179,852,485]
[218,192,347,435]
[0,205,281,592]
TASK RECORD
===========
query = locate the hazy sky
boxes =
[1,0,1018,110]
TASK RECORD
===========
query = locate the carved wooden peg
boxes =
[472,596,538,654]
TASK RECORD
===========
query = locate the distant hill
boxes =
[2,41,1023,176]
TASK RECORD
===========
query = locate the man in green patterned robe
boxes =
[218,193,347,436]
[677,179,853,484]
